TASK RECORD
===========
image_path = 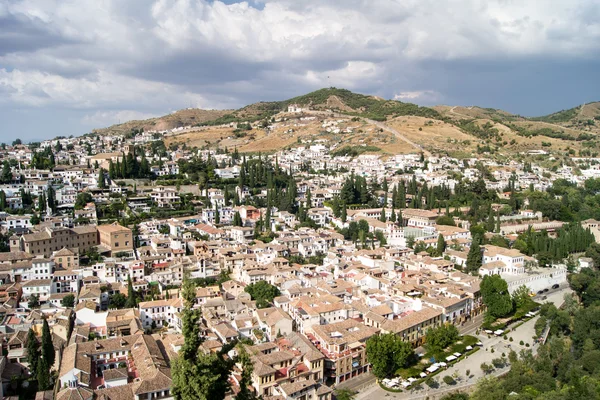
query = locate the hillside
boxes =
[92,88,600,158]
[193,88,442,127]
[91,108,231,136]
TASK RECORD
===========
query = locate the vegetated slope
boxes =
[197,87,442,126]
[92,108,231,136]
[433,105,524,122]
[530,101,600,134]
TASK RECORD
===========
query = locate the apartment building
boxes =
[97,223,134,256]
[11,226,98,257]
[309,319,379,385]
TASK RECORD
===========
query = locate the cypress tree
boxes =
[437,233,446,255]
[37,357,51,390]
[125,275,137,308]
[98,168,106,188]
[26,328,40,375]
[466,237,483,274]
[41,318,55,368]
[0,190,6,211]
[379,207,387,222]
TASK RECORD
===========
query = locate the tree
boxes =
[436,233,446,255]
[37,357,51,390]
[61,294,75,308]
[379,207,387,222]
[511,285,531,310]
[28,294,39,309]
[466,236,483,274]
[0,190,5,211]
[244,281,280,309]
[98,168,106,188]
[74,192,93,209]
[425,324,459,353]
[334,388,356,400]
[443,375,456,385]
[26,329,40,375]
[436,215,455,226]
[109,292,127,309]
[125,275,137,308]
[172,275,235,400]
[41,318,55,370]
[481,275,513,318]
[233,211,243,227]
[365,333,415,379]
[585,243,600,269]
[235,346,258,400]
[480,362,494,375]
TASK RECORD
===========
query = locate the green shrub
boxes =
[443,376,456,385]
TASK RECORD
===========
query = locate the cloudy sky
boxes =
[1,0,600,142]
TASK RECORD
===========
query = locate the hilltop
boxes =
[93,88,600,158]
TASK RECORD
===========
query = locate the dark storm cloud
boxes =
[0,11,79,56]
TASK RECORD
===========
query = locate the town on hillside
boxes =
[0,124,598,400]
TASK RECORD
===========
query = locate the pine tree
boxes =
[305,188,312,208]
[390,206,396,223]
[41,318,55,368]
[341,203,347,223]
[398,209,403,227]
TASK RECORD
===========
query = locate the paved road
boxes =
[355,287,572,400]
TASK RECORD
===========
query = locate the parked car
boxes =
[552,284,559,289]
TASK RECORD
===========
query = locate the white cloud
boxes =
[81,110,159,127]
[394,90,442,102]
[1,0,600,139]
[0,68,217,110]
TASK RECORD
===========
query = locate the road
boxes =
[364,118,431,157]
[304,110,430,157]
[355,286,572,400]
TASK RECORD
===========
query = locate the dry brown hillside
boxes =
[92,108,231,136]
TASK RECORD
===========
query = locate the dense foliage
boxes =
[244,281,281,309]
[366,333,416,379]
[466,269,600,399]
